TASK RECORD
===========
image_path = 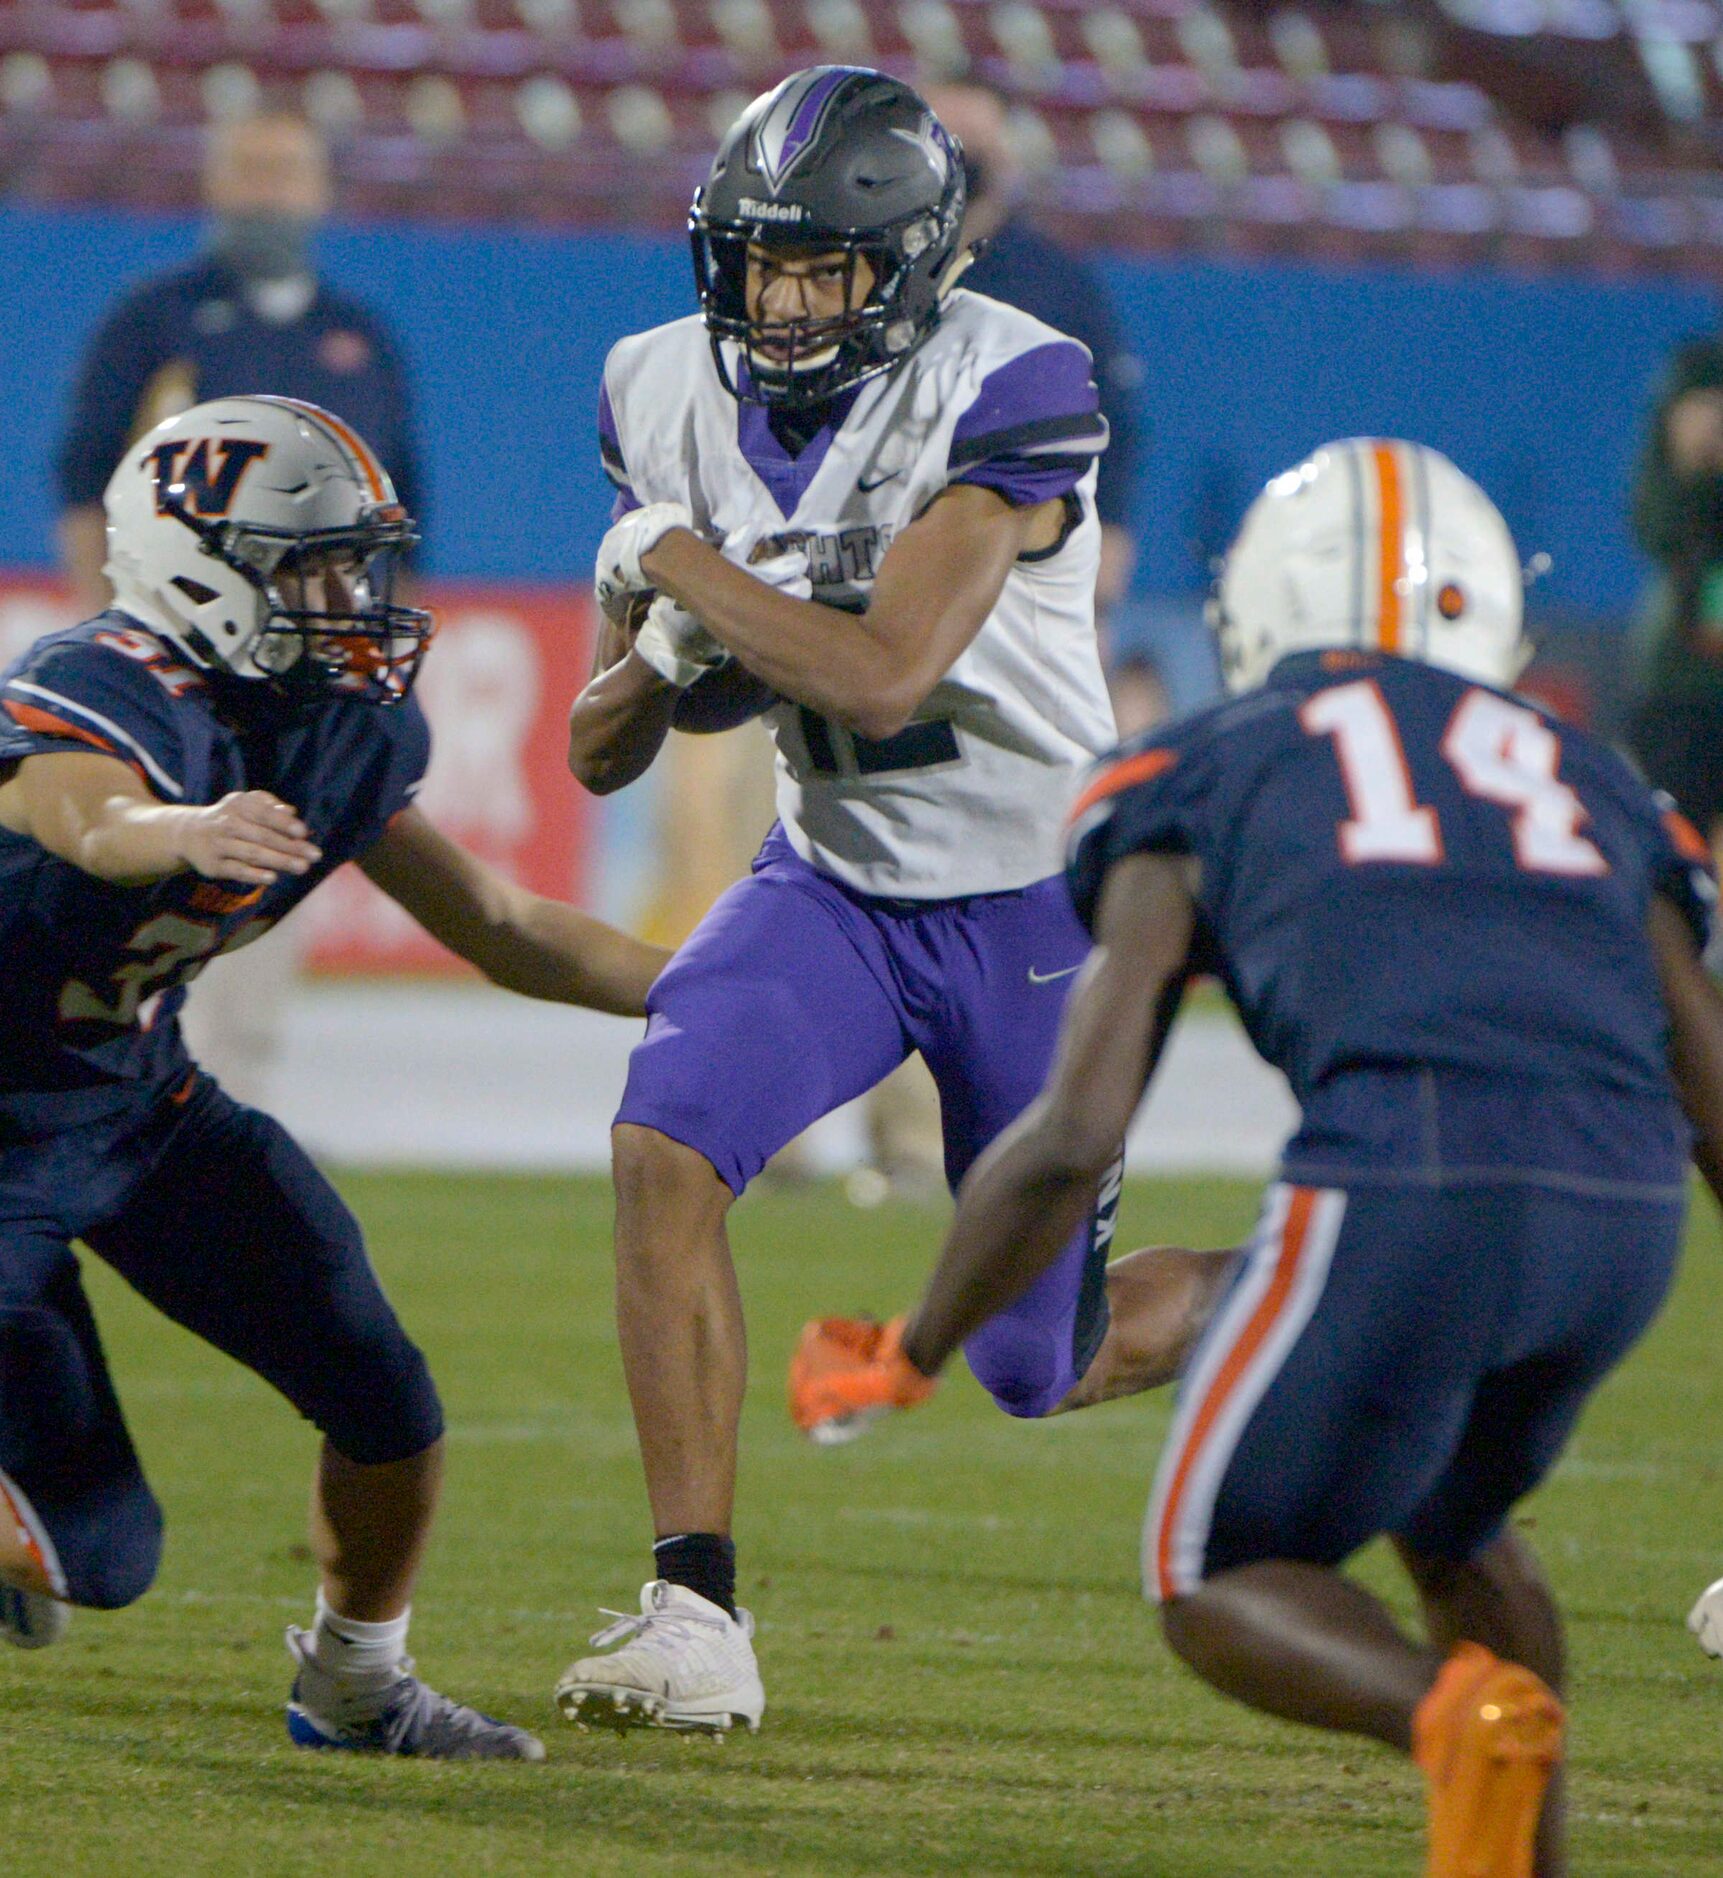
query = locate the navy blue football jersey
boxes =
[0,614,429,1101]
[1067,651,1714,1181]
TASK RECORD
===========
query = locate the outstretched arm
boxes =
[900,851,1196,1378]
[0,750,319,887]
[640,484,1067,743]
[1651,893,1723,1209]
[359,805,667,1015]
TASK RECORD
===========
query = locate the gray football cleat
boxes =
[285,1626,546,1760]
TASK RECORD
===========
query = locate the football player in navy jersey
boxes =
[818,439,1723,1876]
[0,396,665,1760]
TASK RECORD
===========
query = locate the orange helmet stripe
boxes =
[1372,440,1404,654]
[251,396,388,502]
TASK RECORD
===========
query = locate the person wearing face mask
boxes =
[56,112,421,618]
[54,113,422,1108]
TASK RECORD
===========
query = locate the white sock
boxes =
[309,1589,410,1693]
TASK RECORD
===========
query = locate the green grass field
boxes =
[3,1172,1720,1877]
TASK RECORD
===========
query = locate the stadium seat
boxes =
[0,0,1717,274]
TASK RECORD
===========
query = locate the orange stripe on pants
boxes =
[1154,1186,1317,1601]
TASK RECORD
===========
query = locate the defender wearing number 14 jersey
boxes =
[874,439,1723,1876]
[1070,649,1710,1198]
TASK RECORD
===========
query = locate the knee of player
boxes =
[64,1485,165,1610]
[962,1321,1072,1421]
[317,1341,445,1467]
[1156,1589,1208,1664]
[612,1123,731,1218]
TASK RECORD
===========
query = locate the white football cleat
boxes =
[555,1580,764,1735]
[1687,1576,1723,1658]
[0,1581,70,1650]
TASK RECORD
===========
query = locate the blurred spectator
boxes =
[57,112,421,612]
[926,81,1162,732]
[1628,337,1723,875]
[55,112,423,1108]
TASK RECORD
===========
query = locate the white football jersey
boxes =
[600,288,1117,898]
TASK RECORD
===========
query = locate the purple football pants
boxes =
[617,826,1118,1417]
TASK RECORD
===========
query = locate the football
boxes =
[672,659,779,733]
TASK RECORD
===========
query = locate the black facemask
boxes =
[961,155,990,204]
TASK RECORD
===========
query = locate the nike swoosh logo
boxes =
[857,469,903,493]
[1027,964,1082,984]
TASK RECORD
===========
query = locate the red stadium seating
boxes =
[0,0,1719,274]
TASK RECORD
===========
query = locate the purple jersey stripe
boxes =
[957,456,1090,508]
[598,376,640,507]
[949,342,1102,473]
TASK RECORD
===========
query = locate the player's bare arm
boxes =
[358,804,667,1015]
[0,749,320,888]
[564,603,680,794]
[900,851,1195,1379]
[1650,892,1723,1204]
[639,482,1065,743]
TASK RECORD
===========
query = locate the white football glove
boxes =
[1687,1576,1723,1657]
[594,502,694,623]
[632,594,729,690]
[719,521,813,601]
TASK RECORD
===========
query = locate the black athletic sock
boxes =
[653,1532,737,1619]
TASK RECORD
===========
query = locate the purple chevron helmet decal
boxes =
[752,67,863,193]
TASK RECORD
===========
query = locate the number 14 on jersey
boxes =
[1300,681,1608,878]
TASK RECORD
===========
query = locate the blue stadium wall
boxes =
[0,203,1714,617]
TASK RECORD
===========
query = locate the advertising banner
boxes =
[0,573,595,974]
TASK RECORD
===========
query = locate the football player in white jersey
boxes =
[557,66,1230,1734]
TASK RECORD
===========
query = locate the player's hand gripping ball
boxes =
[633,595,729,690]
[593,502,694,623]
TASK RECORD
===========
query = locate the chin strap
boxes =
[936,246,978,298]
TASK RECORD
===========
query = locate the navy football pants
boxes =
[1146,1178,1683,1601]
[0,1077,442,1609]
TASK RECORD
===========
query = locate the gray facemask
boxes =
[211,211,316,284]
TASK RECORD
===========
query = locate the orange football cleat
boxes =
[1413,1641,1566,1878]
[788,1314,937,1445]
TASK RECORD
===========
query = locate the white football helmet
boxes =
[1214,438,1530,695]
[103,395,431,706]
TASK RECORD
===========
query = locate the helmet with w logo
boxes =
[690,66,967,407]
[103,395,431,707]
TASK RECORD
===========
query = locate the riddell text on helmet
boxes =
[738,198,808,221]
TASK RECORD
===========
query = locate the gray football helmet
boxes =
[690,66,967,408]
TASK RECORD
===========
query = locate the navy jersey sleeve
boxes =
[1649,794,1718,953]
[948,340,1109,508]
[379,694,433,823]
[56,283,176,508]
[0,633,188,802]
[1065,731,1207,934]
[598,372,640,521]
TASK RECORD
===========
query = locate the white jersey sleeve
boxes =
[598,295,1119,899]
